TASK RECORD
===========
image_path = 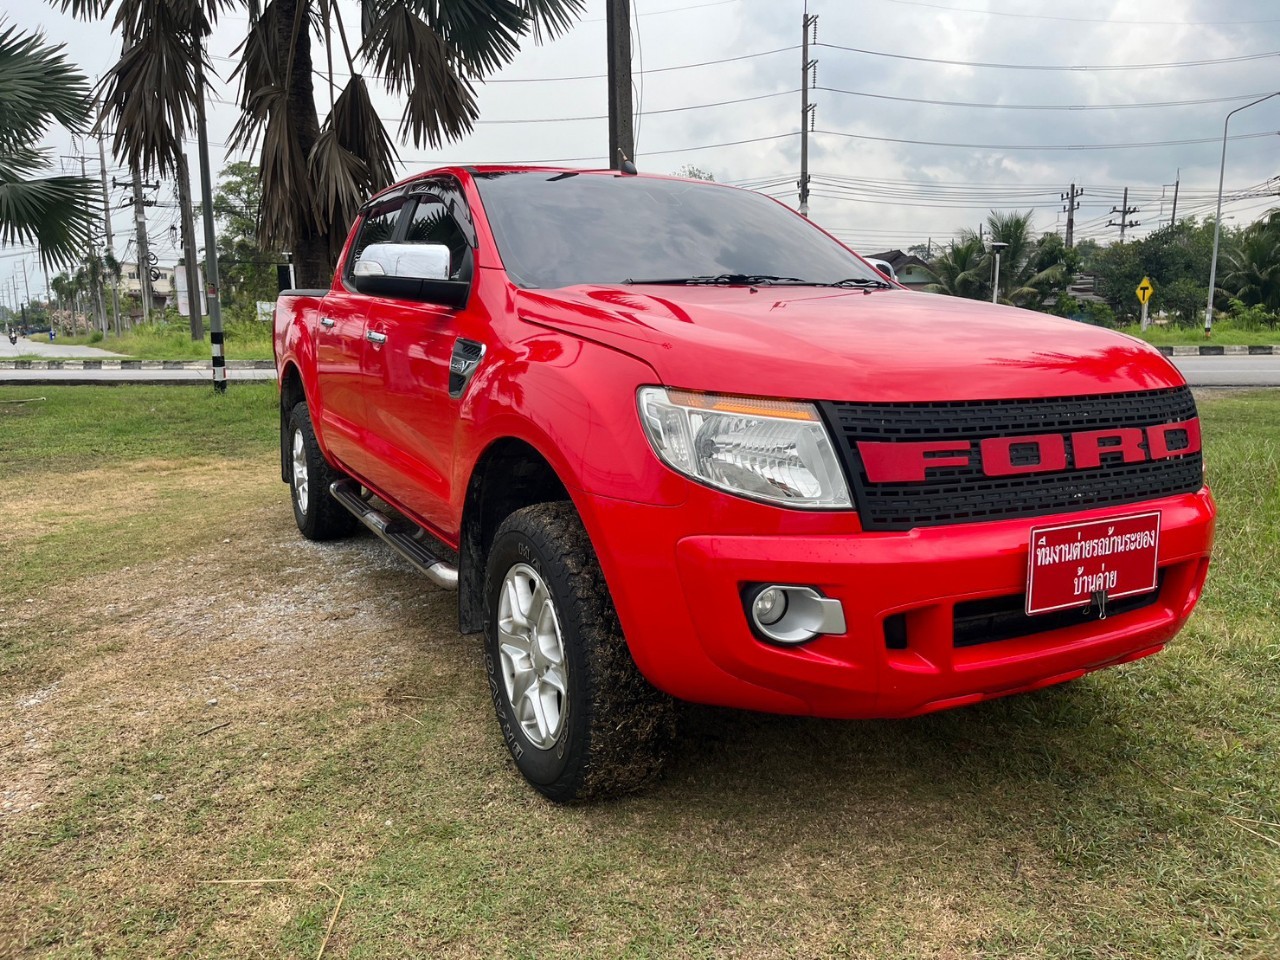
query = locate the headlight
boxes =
[637,387,853,510]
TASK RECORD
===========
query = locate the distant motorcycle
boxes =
[6,332,15,346]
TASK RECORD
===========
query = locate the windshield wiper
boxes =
[815,277,895,289]
[623,274,810,286]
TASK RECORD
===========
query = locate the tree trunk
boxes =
[279,0,333,289]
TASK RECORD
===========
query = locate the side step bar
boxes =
[329,480,459,590]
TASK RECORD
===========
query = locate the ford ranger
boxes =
[273,167,1215,802]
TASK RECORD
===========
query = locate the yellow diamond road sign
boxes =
[1136,277,1154,304]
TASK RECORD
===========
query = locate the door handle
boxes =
[319,317,336,328]
[366,330,388,344]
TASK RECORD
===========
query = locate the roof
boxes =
[867,249,932,271]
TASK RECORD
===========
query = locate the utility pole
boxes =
[176,150,204,341]
[129,165,154,323]
[605,0,635,171]
[194,55,227,392]
[1061,183,1083,248]
[1169,170,1180,227]
[95,102,122,335]
[80,154,106,334]
[799,6,818,217]
[1108,187,1139,242]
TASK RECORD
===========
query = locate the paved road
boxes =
[3,345,1280,387]
[1168,354,1280,387]
[0,367,276,383]
[0,335,124,359]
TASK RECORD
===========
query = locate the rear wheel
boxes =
[286,402,357,541]
[483,502,675,803]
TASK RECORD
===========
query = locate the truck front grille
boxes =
[821,387,1203,531]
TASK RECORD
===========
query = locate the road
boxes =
[1167,355,1280,387]
[3,337,1280,386]
[0,335,124,359]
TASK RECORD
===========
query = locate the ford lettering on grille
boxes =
[820,387,1205,531]
[857,419,1201,482]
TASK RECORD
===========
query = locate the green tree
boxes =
[1220,213,1280,312]
[674,164,715,181]
[1091,218,1219,324]
[0,22,97,269]
[984,211,1071,307]
[212,160,280,309]
[924,235,987,298]
[61,0,585,288]
[925,212,1072,307]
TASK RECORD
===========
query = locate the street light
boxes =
[1204,91,1280,338]
[990,242,1009,304]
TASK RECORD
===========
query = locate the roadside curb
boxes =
[1158,345,1278,357]
[0,359,276,371]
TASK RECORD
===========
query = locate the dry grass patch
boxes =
[1,387,1278,959]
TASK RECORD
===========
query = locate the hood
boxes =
[515,285,1184,403]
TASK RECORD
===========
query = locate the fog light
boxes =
[753,587,788,625]
[744,584,847,646]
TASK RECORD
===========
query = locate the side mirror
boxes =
[351,242,469,308]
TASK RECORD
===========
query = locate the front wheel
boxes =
[483,502,675,803]
[286,402,357,541]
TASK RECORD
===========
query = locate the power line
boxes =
[583,0,743,22]
[210,44,797,85]
[209,88,798,125]
[817,85,1275,112]
[400,131,798,167]
[813,128,1280,152]
[816,41,1280,71]
[879,0,1280,27]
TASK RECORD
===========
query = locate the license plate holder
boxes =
[1026,512,1161,616]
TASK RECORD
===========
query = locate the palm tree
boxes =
[0,22,98,269]
[984,210,1070,308]
[1220,214,1280,312]
[924,235,988,298]
[60,0,585,287]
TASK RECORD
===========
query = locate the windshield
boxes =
[473,171,884,290]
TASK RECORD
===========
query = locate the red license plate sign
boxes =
[1026,512,1161,616]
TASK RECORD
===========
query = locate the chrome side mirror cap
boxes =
[354,242,452,281]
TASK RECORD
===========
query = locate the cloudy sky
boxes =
[3,0,1279,298]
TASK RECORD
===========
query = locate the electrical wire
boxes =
[210,44,798,84]
[632,0,644,153]
[879,0,1280,27]
[400,131,799,167]
[813,128,1280,152]
[816,86,1276,112]
[816,41,1280,71]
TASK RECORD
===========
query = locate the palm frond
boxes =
[329,74,397,196]
[514,0,586,42]
[363,4,479,147]
[99,7,201,176]
[0,174,98,271]
[0,24,93,152]
[308,126,367,260]
[422,0,527,76]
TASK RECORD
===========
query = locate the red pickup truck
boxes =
[274,166,1215,802]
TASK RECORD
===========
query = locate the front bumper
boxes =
[579,487,1215,719]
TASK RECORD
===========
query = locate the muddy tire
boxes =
[286,402,358,541]
[483,502,675,803]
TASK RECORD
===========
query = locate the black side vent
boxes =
[449,338,486,398]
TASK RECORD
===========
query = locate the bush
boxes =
[1083,302,1117,328]
[1226,299,1278,331]
[88,330,103,343]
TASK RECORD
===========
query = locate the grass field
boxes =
[0,385,1277,959]
[1122,323,1280,347]
[57,321,274,361]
